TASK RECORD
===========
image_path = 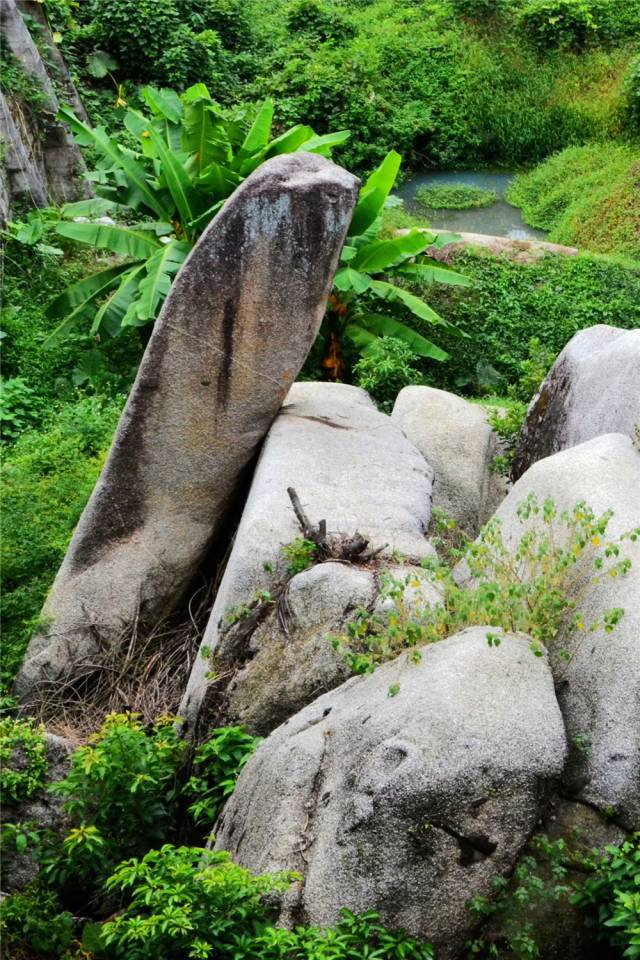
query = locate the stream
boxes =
[396,170,547,241]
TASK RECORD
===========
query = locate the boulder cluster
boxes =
[14,155,640,956]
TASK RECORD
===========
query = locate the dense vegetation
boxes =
[2,2,640,956]
[508,143,640,257]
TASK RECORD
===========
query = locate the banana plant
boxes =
[322,150,471,379]
[44,85,350,344]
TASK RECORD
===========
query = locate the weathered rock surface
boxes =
[215,628,567,958]
[392,386,505,535]
[180,381,435,735]
[0,0,88,221]
[16,155,359,700]
[512,325,640,480]
[479,434,640,828]
[2,734,73,892]
[220,562,373,735]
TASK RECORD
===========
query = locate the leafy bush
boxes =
[624,53,640,129]
[354,337,426,411]
[0,717,48,805]
[0,377,37,441]
[416,184,497,210]
[0,886,76,959]
[49,713,187,871]
[331,494,637,674]
[450,0,514,18]
[573,834,640,956]
[418,250,640,393]
[101,846,434,960]
[508,143,640,257]
[87,0,186,82]
[0,397,122,693]
[518,0,602,48]
[185,725,261,826]
[286,0,353,42]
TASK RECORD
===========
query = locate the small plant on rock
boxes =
[185,725,261,826]
[331,495,637,673]
[0,716,48,805]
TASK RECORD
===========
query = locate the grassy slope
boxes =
[508,143,640,257]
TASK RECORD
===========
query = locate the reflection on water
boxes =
[396,170,547,241]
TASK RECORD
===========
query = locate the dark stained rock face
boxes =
[512,325,640,481]
[16,154,359,700]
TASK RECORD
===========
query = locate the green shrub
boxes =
[286,0,353,42]
[573,834,640,955]
[418,251,640,393]
[508,143,640,257]
[0,886,76,959]
[0,398,122,692]
[88,0,179,81]
[49,713,187,872]
[0,377,37,441]
[185,725,261,826]
[624,53,640,128]
[415,184,497,209]
[331,494,637,674]
[519,0,603,48]
[0,717,48,805]
[101,845,434,960]
[353,337,426,412]
[450,0,514,17]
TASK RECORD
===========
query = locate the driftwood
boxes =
[287,487,382,561]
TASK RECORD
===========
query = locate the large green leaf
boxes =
[58,104,170,219]
[146,127,204,235]
[44,263,135,343]
[298,129,351,156]
[55,221,161,259]
[348,150,401,238]
[333,267,371,294]
[60,197,128,219]
[187,199,225,234]
[234,98,274,165]
[182,98,231,173]
[395,262,472,286]
[141,86,183,124]
[125,240,192,325]
[356,312,449,361]
[91,263,147,337]
[344,323,378,353]
[351,231,431,273]
[368,279,461,333]
[265,124,315,158]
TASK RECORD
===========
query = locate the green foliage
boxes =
[282,537,319,576]
[0,377,37,441]
[0,397,121,693]
[101,845,434,960]
[320,151,468,377]
[573,833,640,956]
[0,885,76,958]
[416,184,498,210]
[185,725,261,826]
[353,337,426,411]
[0,717,48,805]
[518,0,603,49]
[466,835,576,959]
[286,0,353,42]
[451,0,514,15]
[49,713,187,875]
[0,49,51,128]
[331,495,637,674]
[416,251,640,394]
[624,53,640,128]
[508,143,640,258]
[42,87,347,343]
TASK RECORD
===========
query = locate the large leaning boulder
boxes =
[512,325,640,480]
[180,382,435,735]
[392,386,505,535]
[215,627,567,958]
[481,434,640,828]
[16,155,359,700]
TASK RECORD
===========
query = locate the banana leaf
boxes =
[368,279,461,333]
[333,267,371,294]
[126,240,191,325]
[44,263,135,344]
[356,312,449,361]
[58,104,170,219]
[395,262,472,286]
[90,263,147,337]
[146,128,205,236]
[348,150,401,238]
[351,231,431,273]
[55,221,161,259]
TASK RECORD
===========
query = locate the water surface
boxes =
[396,170,547,241]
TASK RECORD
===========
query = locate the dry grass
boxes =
[24,578,215,738]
